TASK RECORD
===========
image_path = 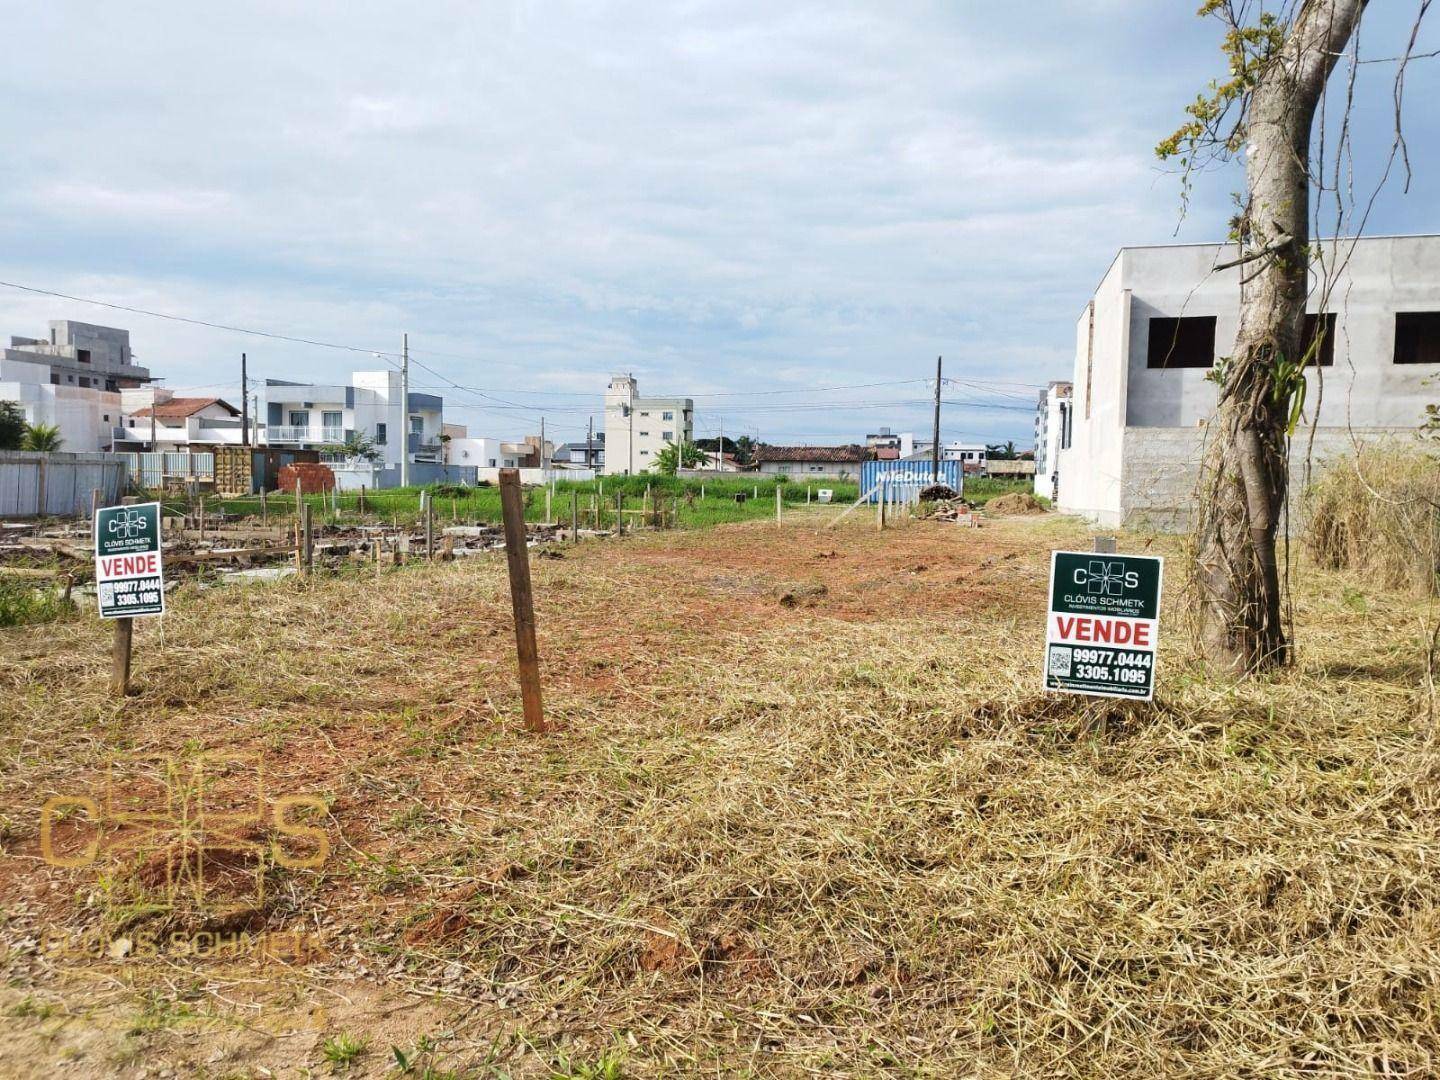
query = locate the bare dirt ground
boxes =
[1,508,1436,1078]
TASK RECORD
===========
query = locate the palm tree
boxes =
[21,423,63,452]
[651,440,708,476]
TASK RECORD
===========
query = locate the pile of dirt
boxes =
[985,491,1046,515]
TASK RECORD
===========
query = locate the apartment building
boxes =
[1033,381,1072,500]
[603,375,693,474]
[1056,235,1440,529]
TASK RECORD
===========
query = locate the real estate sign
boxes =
[1044,550,1163,700]
[94,502,165,619]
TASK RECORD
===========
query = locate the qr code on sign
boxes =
[1047,646,1072,677]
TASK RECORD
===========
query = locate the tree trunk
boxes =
[1195,0,1367,673]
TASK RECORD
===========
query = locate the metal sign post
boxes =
[1044,550,1163,701]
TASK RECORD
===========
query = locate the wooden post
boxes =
[359,484,366,514]
[878,479,886,531]
[615,492,624,536]
[807,485,811,505]
[452,497,457,523]
[775,484,782,525]
[753,485,758,499]
[498,469,546,733]
[425,492,434,561]
[571,490,580,542]
[90,487,101,522]
[300,502,313,575]
[198,496,206,541]
[1094,536,1117,554]
[111,617,134,697]
[260,487,267,526]
[545,487,552,526]
[110,495,138,697]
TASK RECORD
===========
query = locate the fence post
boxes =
[425,491,434,561]
[878,478,886,531]
[499,469,547,733]
[198,496,206,541]
[571,490,580,542]
[302,502,313,575]
[616,492,624,536]
[776,484,782,525]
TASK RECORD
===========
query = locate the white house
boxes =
[117,391,246,450]
[941,442,988,468]
[1033,381,1072,499]
[1056,235,1440,530]
[754,445,868,480]
[264,370,444,469]
[603,375,693,474]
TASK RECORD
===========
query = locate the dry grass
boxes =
[0,510,1438,1077]
[1304,444,1440,595]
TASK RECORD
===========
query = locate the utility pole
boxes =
[240,353,249,447]
[400,332,411,488]
[628,374,635,476]
[252,392,260,447]
[718,416,723,472]
[931,356,942,485]
[586,416,594,473]
[540,416,546,481]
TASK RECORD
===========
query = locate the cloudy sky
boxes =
[1,1,1436,447]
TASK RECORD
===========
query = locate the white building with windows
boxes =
[603,375,693,474]
[1033,381,1072,500]
[264,371,444,469]
[1056,235,1440,530]
[0,320,151,450]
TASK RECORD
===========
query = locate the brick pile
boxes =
[277,462,336,494]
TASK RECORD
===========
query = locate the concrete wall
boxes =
[1056,256,1131,523]
[1116,426,1416,532]
[1122,237,1440,431]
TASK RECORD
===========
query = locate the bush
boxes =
[0,578,75,628]
[1304,445,1440,595]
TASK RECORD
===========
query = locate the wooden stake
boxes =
[425,492,434,561]
[111,617,134,697]
[198,496,206,541]
[302,502,313,575]
[571,490,580,542]
[775,484,782,525]
[110,494,139,697]
[615,492,624,536]
[499,469,546,732]
[260,488,267,525]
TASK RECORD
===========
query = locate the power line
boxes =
[0,279,405,362]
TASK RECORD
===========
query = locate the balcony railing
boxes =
[269,426,346,444]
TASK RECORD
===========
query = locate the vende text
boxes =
[1050,614,1152,648]
[98,553,159,581]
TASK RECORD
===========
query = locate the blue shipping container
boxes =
[860,459,963,503]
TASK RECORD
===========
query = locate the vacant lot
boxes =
[1,508,1436,1078]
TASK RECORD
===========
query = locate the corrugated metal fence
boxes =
[120,452,215,488]
[0,452,129,518]
[860,459,964,503]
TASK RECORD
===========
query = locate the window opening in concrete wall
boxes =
[1394,312,1440,365]
[1146,316,1217,369]
[1302,313,1336,367]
